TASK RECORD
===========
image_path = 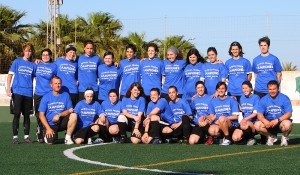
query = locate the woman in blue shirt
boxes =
[7,43,37,144]
[183,48,205,102]
[225,42,252,103]
[207,81,239,146]
[34,48,57,143]
[120,82,146,144]
[98,51,121,103]
[168,86,193,144]
[97,89,123,143]
[161,47,186,101]
[232,81,260,145]
[55,44,78,107]
[201,47,227,98]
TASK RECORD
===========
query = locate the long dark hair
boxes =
[186,48,205,64]
[125,82,145,98]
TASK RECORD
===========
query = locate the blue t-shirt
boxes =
[9,58,36,97]
[77,54,102,92]
[190,95,211,124]
[34,62,57,96]
[101,100,122,125]
[240,94,260,122]
[74,100,102,128]
[162,59,186,94]
[252,54,282,93]
[209,96,239,126]
[257,93,293,120]
[140,58,163,96]
[98,64,121,101]
[225,57,251,96]
[183,63,203,100]
[38,91,73,126]
[121,96,146,124]
[200,62,227,95]
[119,58,140,96]
[169,98,192,123]
[146,98,175,124]
[55,57,78,94]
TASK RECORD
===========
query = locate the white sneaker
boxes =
[65,138,74,145]
[271,135,278,143]
[87,138,93,145]
[220,138,231,146]
[93,138,104,144]
[266,136,274,146]
[280,136,288,146]
[246,138,256,146]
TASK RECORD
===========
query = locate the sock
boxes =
[13,135,18,139]
[150,121,160,139]
[24,135,29,139]
[65,134,71,140]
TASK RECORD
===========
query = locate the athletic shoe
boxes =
[266,135,277,146]
[152,138,162,144]
[119,136,127,144]
[13,138,20,144]
[87,138,93,145]
[246,138,256,146]
[179,139,188,145]
[280,136,288,146]
[205,137,213,145]
[93,138,104,144]
[65,138,74,145]
[112,137,121,144]
[220,138,231,146]
[24,137,33,143]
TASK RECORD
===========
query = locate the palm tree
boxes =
[156,35,195,60]
[0,5,32,73]
[122,32,147,59]
[282,62,298,71]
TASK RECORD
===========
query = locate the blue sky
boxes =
[2,0,300,68]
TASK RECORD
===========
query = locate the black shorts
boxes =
[69,93,79,108]
[127,119,144,138]
[12,93,33,115]
[191,126,204,138]
[74,124,99,140]
[254,91,267,99]
[43,115,70,144]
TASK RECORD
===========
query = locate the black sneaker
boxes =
[119,136,127,144]
[13,138,20,144]
[24,137,33,143]
[152,138,162,144]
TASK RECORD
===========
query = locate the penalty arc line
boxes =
[64,143,208,175]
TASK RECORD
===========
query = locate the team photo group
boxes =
[6,36,293,146]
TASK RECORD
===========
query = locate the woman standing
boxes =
[77,40,103,101]
[200,47,227,98]
[7,43,37,144]
[161,47,186,101]
[34,48,57,143]
[55,44,78,107]
[183,48,205,102]
[97,51,121,104]
[225,42,252,102]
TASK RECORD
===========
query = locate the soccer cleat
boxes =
[112,137,121,144]
[280,136,288,146]
[246,138,256,146]
[220,138,231,146]
[65,138,74,145]
[13,138,20,144]
[24,137,33,143]
[87,138,93,145]
[205,136,213,145]
[266,136,275,146]
[119,136,127,144]
[152,138,162,144]
[93,138,104,144]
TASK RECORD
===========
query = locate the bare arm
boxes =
[277,72,282,83]
[6,74,13,97]
[247,73,252,81]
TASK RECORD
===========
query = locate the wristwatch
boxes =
[277,118,280,122]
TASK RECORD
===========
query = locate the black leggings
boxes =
[12,94,33,136]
